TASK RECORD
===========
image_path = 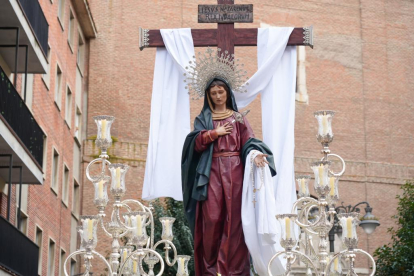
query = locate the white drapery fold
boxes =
[142,29,194,201]
[242,151,285,276]
[239,27,298,275]
[236,27,297,212]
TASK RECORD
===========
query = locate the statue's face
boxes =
[209,85,227,107]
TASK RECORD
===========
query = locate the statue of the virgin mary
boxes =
[181,49,277,275]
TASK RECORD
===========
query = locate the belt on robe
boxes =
[212,151,240,158]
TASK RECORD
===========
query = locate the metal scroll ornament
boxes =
[139,27,150,51]
[303,25,314,49]
[64,115,190,276]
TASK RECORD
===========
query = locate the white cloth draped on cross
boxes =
[142,27,298,275]
[142,29,194,201]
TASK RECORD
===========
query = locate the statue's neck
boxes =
[214,103,227,113]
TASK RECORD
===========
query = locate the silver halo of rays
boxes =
[184,47,249,100]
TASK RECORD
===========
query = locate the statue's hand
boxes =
[254,153,269,167]
[215,122,233,136]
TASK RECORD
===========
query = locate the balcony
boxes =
[0,215,39,275]
[0,0,49,74]
[19,0,49,54]
[0,66,44,184]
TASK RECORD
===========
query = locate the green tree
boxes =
[374,181,414,275]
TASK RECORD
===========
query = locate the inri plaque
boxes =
[198,4,253,23]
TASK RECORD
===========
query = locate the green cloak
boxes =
[181,78,277,235]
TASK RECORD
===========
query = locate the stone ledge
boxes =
[295,156,414,185]
[72,0,97,38]
[83,139,147,167]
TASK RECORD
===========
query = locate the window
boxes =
[72,143,81,182]
[77,33,85,72]
[62,165,69,205]
[68,10,75,50]
[47,239,56,276]
[74,106,81,141]
[16,184,28,213]
[35,226,43,275]
[42,134,48,176]
[16,184,29,234]
[58,0,65,26]
[72,180,80,216]
[70,216,78,253]
[70,259,77,276]
[65,86,72,127]
[295,46,309,104]
[55,65,62,109]
[0,180,6,196]
[18,210,28,234]
[51,148,59,193]
[59,248,66,276]
[42,45,51,89]
[21,74,34,110]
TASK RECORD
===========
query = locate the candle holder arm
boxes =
[153,239,178,266]
[63,250,113,276]
[323,250,347,276]
[267,250,320,276]
[122,199,149,212]
[119,248,165,276]
[294,199,322,234]
[321,153,346,177]
[85,158,111,182]
[292,197,319,213]
[98,216,113,237]
[353,249,377,276]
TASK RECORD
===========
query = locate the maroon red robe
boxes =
[194,114,254,276]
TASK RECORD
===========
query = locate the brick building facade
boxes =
[0,0,95,275]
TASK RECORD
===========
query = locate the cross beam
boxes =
[139,27,313,51]
[139,0,314,53]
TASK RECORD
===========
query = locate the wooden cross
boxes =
[139,0,313,54]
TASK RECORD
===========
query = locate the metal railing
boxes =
[0,66,44,167]
[0,215,39,276]
[18,0,49,55]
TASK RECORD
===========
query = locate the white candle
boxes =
[346,217,353,238]
[322,115,329,135]
[136,215,142,236]
[87,219,94,240]
[329,177,335,196]
[133,260,138,273]
[318,164,324,187]
[165,220,170,236]
[101,119,107,139]
[334,257,339,271]
[98,180,104,199]
[285,217,291,239]
[123,250,127,262]
[180,258,185,273]
[300,178,306,195]
[116,167,121,189]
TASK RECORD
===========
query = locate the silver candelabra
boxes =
[64,115,191,276]
[267,111,376,276]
